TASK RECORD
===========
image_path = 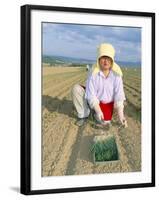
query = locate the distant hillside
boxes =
[42,55,94,66]
[117,61,141,68]
[43,55,141,67]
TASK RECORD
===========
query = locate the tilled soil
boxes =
[42,67,141,176]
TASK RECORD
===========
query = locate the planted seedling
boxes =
[90,135,119,163]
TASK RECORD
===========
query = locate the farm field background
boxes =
[42,65,141,176]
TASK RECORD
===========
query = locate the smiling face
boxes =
[99,56,113,71]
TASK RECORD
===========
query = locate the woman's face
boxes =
[99,56,113,70]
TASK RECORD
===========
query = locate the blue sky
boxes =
[42,23,141,63]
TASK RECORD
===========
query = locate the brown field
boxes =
[42,66,141,176]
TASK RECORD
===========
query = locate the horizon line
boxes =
[43,54,141,64]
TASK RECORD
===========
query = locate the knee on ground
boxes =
[71,84,84,96]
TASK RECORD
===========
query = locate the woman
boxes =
[71,43,127,127]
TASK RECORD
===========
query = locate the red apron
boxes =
[80,85,114,121]
[99,101,114,121]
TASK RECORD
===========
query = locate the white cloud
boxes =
[42,23,141,62]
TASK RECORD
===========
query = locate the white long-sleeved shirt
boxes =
[85,69,126,108]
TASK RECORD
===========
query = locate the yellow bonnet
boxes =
[92,43,123,76]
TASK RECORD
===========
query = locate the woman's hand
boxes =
[116,101,128,128]
[93,103,104,121]
[96,111,104,121]
[120,118,128,128]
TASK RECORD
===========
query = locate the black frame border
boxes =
[20,4,155,195]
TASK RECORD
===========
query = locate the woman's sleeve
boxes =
[114,75,126,103]
[85,75,99,109]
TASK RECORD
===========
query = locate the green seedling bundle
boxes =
[91,135,119,163]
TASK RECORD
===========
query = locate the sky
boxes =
[42,22,141,63]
